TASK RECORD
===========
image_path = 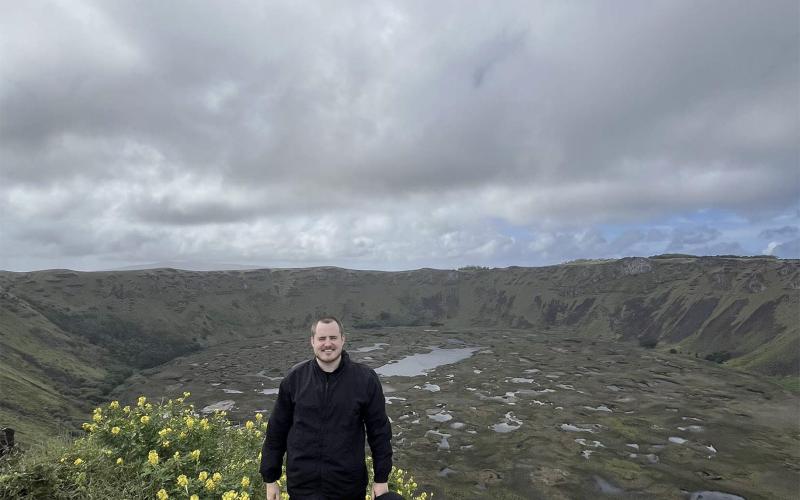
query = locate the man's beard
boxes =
[315,348,341,363]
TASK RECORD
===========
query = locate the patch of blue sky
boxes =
[485,206,798,265]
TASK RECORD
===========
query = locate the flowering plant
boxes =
[0,394,430,499]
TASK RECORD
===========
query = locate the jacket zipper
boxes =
[319,376,329,491]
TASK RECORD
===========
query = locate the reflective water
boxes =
[427,410,453,422]
[375,346,480,377]
[491,412,522,433]
[593,475,624,494]
[355,343,389,352]
[688,492,745,500]
[201,400,235,413]
[575,438,605,448]
[560,423,598,433]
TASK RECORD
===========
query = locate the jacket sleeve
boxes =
[364,369,392,483]
[260,378,293,483]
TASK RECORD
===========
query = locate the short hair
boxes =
[311,316,344,336]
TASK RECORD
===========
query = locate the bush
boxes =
[704,351,732,364]
[0,395,430,500]
[638,337,659,349]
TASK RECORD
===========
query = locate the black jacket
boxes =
[260,351,393,499]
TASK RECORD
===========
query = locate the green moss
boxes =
[773,376,800,392]
[604,417,653,442]
[601,459,642,481]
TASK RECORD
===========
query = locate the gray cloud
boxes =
[759,226,799,239]
[1,0,797,270]
[667,226,722,251]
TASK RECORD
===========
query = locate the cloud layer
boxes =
[1,1,798,270]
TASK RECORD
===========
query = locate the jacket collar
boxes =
[312,350,349,376]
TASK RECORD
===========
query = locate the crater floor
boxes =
[113,327,800,499]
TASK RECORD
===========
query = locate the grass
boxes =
[773,376,800,392]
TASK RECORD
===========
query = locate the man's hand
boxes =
[265,481,281,500]
[372,482,389,498]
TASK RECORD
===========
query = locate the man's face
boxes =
[310,321,345,365]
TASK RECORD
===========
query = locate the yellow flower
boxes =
[148,450,159,465]
[204,479,216,491]
[239,492,250,500]
[73,458,83,466]
[82,423,93,432]
[190,449,201,461]
[212,472,222,483]
[222,491,237,500]
[140,415,151,425]
[199,418,210,430]
[255,413,263,421]
[123,405,131,413]
[92,413,103,423]
[158,428,171,437]
[176,474,189,487]
[245,420,254,430]
[145,403,153,410]
[240,476,250,488]
[109,401,120,409]
[138,396,147,407]
[183,391,191,398]
[198,471,208,482]
[161,440,170,448]
[173,451,180,460]
[116,457,124,465]
[156,488,169,500]
[179,431,187,439]
[185,416,195,428]
[190,496,199,500]
[111,426,121,435]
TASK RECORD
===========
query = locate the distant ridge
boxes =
[108,261,264,272]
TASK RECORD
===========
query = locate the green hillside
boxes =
[0,256,797,438]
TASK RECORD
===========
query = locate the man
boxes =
[260,316,393,500]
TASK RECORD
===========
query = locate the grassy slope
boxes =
[0,291,110,438]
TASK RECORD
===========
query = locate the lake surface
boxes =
[375,346,480,377]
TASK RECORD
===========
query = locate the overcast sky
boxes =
[1,0,798,271]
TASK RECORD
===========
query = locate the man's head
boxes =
[310,316,346,370]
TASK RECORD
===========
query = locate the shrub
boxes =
[0,395,430,500]
[704,351,732,364]
[638,337,659,349]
